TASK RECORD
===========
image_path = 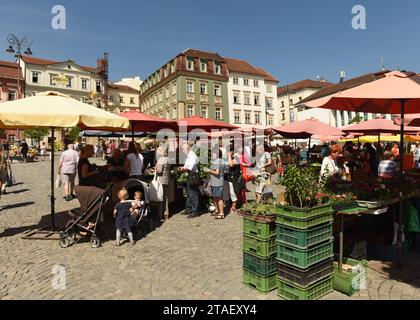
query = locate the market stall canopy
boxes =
[80,130,147,138]
[311,134,343,142]
[394,113,420,127]
[342,118,420,135]
[119,111,178,132]
[272,118,344,139]
[0,91,130,130]
[177,116,239,132]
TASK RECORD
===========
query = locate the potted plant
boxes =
[238,200,277,223]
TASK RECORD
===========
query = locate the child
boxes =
[130,191,145,222]
[113,189,135,246]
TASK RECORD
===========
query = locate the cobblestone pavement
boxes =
[0,157,419,300]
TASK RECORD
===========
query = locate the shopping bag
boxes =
[200,179,212,197]
[149,173,164,202]
[55,174,62,188]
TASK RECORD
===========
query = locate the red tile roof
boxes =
[224,57,279,82]
[277,79,334,95]
[181,49,224,62]
[0,60,22,79]
[109,83,139,93]
[21,56,97,73]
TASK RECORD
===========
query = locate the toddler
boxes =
[113,189,135,246]
[130,191,145,222]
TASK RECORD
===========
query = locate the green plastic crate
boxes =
[276,238,334,269]
[276,221,333,249]
[276,211,332,230]
[277,276,333,300]
[243,218,276,240]
[243,252,277,276]
[243,234,276,258]
[276,204,332,219]
[243,268,277,293]
[333,257,368,296]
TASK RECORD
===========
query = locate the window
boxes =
[120,96,124,103]
[81,79,88,90]
[245,111,251,124]
[281,112,286,121]
[8,135,16,143]
[187,105,194,117]
[200,106,208,118]
[186,80,194,93]
[215,108,222,120]
[164,68,168,78]
[50,74,57,86]
[109,95,114,102]
[214,62,221,75]
[200,82,207,95]
[268,115,274,126]
[171,63,175,73]
[299,96,303,101]
[255,112,261,124]
[253,80,259,87]
[266,85,272,93]
[266,97,273,109]
[173,106,178,119]
[32,72,40,84]
[233,77,239,85]
[289,98,293,105]
[130,97,135,104]
[7,91,16,101]
[233,91,240,104]
[187,57,194,71]
[66,76,73,88]
[166,86,170,98]
[200,59,207,72]
[254,94,260,106]
[234,110,241,124]
[214,84,221,96]
[96,81,102,93]
[172,82,177,94]
[159,90,163,102]
[244,92,250,105]
[243,78,249,86]
[281,101,285,107]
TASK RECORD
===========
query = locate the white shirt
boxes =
[183,150,199,173]
[320,156,339,178]
[126,153,144,176]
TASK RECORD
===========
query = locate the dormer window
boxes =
[187,57,194,71]
[214,62,221,75]
[200,59,207,73]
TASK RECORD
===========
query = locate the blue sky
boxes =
[1,0,419,85]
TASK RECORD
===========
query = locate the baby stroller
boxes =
[59,183,113,248]
[121,178,150,236]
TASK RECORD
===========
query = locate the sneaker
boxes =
[65,196,71,202]
[187,213,200,219]
[70,194,77,200]
[130,241,135,246]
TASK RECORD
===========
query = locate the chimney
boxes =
[339,70,346,83]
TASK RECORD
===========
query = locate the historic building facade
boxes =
[139,49,230,122]
[107,83,140,113]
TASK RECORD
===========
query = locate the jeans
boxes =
[185,183,199,215]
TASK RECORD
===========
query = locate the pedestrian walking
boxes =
[58,144,79,201]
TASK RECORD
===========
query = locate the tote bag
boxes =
[149,172,164,202]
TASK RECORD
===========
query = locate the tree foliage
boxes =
[24,128,49,142]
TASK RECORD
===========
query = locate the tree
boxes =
[69,126,81,142]
[24,128,49,144]
[348,115,363,124]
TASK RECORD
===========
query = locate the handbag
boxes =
[200,179,212,197]
[149,172,164,202]
[55,174,62,188]
[187,171,202,186]
[266,161,278,174]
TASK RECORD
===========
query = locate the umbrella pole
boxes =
[50,128,56,229]
[307,137,311,163]
[396,99,406,270]
[132,127,135,142]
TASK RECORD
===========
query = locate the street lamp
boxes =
[6,34,34,142]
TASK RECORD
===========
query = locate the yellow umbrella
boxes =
[339,135,420,144]
[0,91,130,228]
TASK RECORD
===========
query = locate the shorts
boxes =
[211,186,223,198]
[255,176,267,194]
[223,181,237,202]
[61,173,76,184]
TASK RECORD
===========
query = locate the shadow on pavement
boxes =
[6,188,30,195]
[0,201,35,211]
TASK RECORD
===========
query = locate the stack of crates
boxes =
[242,216,277,293]
[275,204,334,300]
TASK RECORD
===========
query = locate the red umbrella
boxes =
[306,70,420,269]
[342,118,420,135]
[119,111,178,133]
[272,118,344,139]
[178,116,239,132]
[394,113,420,127]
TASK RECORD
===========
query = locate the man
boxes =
[21,141,29,161]
[178,143,200,218]
[413,143,420,168]
[378,151,398,178]
[58,144,79,201]
[2,140,9,160]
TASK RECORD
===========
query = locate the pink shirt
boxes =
[60,149,79,174]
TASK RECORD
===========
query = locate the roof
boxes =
[277,79,334,95]
[297,71,390,105]
[181,49,225,62]
[21,56,97,73]
[108,84,139,93]
[0,60,22,79]
[224,57,278,82]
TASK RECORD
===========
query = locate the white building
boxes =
[114,76,142,90]
[225,58,279,128]
[20,55,107,106]
[277,79,334,125]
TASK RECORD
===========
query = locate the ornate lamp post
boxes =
[6,34,33,142]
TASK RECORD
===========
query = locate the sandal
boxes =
[215,214,225,220]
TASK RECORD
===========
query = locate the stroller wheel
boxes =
[90,237,100,248]
[68,231,77,244]
[59,234,70,248]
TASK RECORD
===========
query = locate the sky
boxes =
[1,0,420,86]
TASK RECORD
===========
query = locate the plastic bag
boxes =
[405,204,420,233]
[55,174,62,189]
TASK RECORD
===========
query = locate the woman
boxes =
[21,141,28,162]
[155,146,171,221]
[320,144,342,180]
[364,143,378,177]
[413,143,420,168]
[209,149,225,219]
[59,144,79,200]
[254,144,273,204]
[378,150,399,178]
[107,148,128,180]
[224,147,242,213]
[124,141,144,179]
[78,144,101,187]
[40,142,47,161]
